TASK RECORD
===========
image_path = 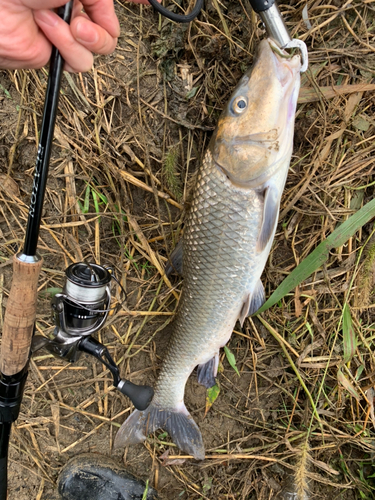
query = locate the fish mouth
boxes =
[266,39,302,86]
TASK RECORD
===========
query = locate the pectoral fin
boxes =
[165,239,183,277]
[257,184,280,253]
[239,280,265,325]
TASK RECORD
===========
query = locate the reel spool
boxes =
[54,262,112,337]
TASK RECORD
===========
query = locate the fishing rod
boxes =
[0,4,74,495]
[0,5,74,497]
[0,3,154,498]
[249,0,291,48]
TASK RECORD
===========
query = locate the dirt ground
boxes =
[1,0,375,499]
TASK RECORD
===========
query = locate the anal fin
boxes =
[197,354,219,388]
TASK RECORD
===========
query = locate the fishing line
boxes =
[148,0,203,23]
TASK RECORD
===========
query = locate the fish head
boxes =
[211,38,302,188]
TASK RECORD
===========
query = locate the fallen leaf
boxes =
[337,369,361,400]
[342,303,357,363]
[352,115,371,132]
[366,387,375,429]
[160,450,186,466]
[0,174,20,197]
[224,346,240,376]
[205,382,220,417]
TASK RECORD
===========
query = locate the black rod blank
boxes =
[0,423,11,500]
[23,2,74,256]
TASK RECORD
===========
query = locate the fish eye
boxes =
[232,97,247,114]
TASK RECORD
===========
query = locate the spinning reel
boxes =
[33,262,153,411]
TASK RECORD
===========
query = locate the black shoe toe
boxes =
[58,453,158,500]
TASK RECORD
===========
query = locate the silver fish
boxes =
[115,39,302,460]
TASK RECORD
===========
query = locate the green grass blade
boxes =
[337,369,361,400]
[142,480,149,500]
[77,199,84,213]
[342,303,356,363]
[83,184,90,213]
[91,189,100,214]
[257,197,375,313]
[40,287,62,297]
[163,145,182,201]
[91,186,108,204]
[258,316,321,425]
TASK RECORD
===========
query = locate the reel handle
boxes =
[117,380,154,412]
[79,337,154,411]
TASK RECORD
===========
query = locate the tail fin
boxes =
[114,403,205,460]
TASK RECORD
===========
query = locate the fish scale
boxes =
[114,38,302,460]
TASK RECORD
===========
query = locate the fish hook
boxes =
[284,39,309,73]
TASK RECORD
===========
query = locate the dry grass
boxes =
[1,0,375,498]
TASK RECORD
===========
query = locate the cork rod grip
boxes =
[1,255,43,376]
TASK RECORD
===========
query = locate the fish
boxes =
[114,38,303,460]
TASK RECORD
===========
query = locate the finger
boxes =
[22,1,74,9]
[72,3,90,23]
[34,9,93,72]
[71,15,118,55]
[23,37,52,68]
[0,53,50,70]
[80,0,120,38]
[0,34,52,70]
[23,0,120,37]
[127,0,161,4]
[72,0,84,18]
[64,62,76,72]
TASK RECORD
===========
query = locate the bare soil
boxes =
[1,1,375,499]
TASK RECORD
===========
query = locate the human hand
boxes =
[0,0,121,72]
